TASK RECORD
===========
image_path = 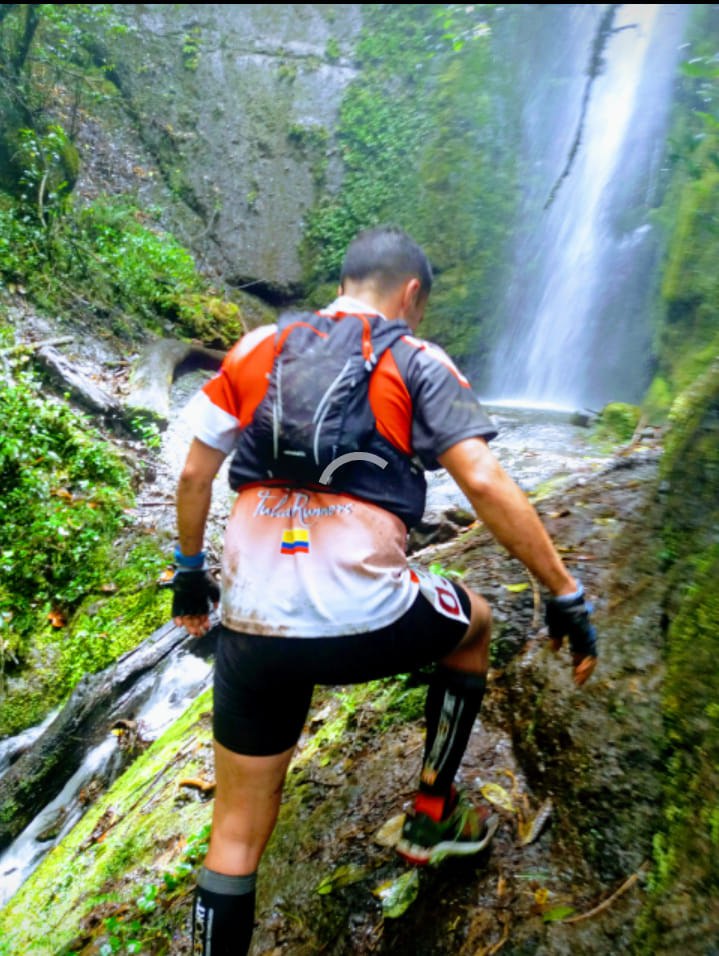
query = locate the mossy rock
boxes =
[177,289,276,347]
[661,357,719,482]
[594,402,641,443]
[636,371,719,950]
[642,376,673,424]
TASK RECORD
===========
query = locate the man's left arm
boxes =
[174,438,228,636]
[438,437,597,685]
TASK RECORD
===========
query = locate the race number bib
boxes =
[411,568,470,625]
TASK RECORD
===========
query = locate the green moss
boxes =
[660,357,719,482]
[592,402,641,445]
[636,369,719,949]
[642,375,673,423]
[0,692,215,955]
[277,61,298,83]
[177,289,276,345]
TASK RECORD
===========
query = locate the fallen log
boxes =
[0,620,217,852]
[124,338,226,428]
[0,336,74,357]
[36,345,122,419]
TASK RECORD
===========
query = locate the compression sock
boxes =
[418,666,487,820]
[192,867,256,956]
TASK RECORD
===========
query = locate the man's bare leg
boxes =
[206,741,295,874]
[193,741,296,956]
[440,585,491,674]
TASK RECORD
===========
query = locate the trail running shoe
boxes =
[396,791,498,866]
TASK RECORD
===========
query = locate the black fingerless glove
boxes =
[545,582,598,658]
[171,567,221,618]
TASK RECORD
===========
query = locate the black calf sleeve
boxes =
[420,666,486,796]
[193,867,256,956]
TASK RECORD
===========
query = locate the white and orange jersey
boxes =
[183,295,496,636]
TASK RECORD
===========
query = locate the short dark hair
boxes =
[340,225,433,297]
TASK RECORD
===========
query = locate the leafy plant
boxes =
[0,192,203,337]
[300,4,517,369]
[96,823,212,954]
[0,343,174,732]
[428,561,464,579]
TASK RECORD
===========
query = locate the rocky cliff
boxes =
[83,3,363,293]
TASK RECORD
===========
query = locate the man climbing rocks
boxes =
[172,225,597,955]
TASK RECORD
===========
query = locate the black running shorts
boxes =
[213,582,472,756]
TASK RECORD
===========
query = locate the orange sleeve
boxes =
[202,328,276,428]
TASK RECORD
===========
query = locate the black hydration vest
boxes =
[228,310,427,528]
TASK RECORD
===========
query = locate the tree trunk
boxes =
[0,621,216,852]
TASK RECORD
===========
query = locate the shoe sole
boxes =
[396,814,499,866]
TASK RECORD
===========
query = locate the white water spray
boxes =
[489,4,689,409]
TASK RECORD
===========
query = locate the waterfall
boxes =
[488,4,689,410]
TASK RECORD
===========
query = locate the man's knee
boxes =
[463,587,492,647]
[440,587,491,673]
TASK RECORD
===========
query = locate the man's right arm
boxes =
[438,437,596,685]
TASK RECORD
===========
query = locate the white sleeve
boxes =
[182,390,240,454]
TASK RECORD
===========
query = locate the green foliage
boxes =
[325,36,340,62]
[288,123,330,186]
[181,29,201,71]
[0,193,203,337]
[592,402,641,445]
[0,4,129,108]
[15,124,78,215]
[277,60,298,83]
[649,6,719,406]
[0,344,175,732]
[69,197,201,324]
[0,350,130,620]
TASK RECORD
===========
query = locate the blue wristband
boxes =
[174,546,205,569]
[552,581,584,604]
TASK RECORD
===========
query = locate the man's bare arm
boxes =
[438,437,576,595]
[439,437,596,685]
[177,438,227,555]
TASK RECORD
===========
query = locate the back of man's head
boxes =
[340,225,433,297]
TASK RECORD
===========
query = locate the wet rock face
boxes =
[89,4,363,290]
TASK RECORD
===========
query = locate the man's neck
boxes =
[339,281,402,321]
[324,292,387,320]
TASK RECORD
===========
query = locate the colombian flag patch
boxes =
[281,528,310,554]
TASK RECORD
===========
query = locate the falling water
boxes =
[489,4,689,410]
[0,643,213,907]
